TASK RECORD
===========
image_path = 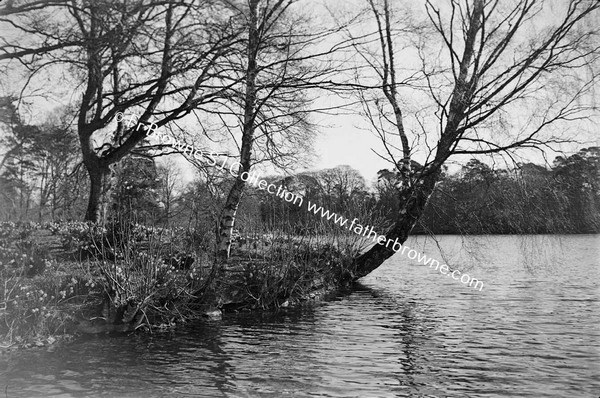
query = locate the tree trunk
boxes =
[352,169,440,279]
[84,161,111,223]
[217,178,245,258]
[216,0,260,260]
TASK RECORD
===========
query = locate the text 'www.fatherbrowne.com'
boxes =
[116,111,484,291]
[304,202,484,291]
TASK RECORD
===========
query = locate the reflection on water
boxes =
[1,235,599,397]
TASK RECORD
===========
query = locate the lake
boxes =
[1,235,599,397]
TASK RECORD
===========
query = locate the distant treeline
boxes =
[254,147,600,235]
[1,118,598,235]
[415,148,600,234]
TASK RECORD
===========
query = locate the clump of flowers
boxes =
[0,263,91,347]
[0,220,212,346]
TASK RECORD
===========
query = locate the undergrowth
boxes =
[0,217,368,349]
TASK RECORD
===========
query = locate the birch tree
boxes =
[215,0,352,259]
[352,0,599,278]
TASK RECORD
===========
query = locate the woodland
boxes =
[0,0,598,347]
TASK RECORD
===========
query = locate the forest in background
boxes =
[1,0,598,269]
[1,102,598,236]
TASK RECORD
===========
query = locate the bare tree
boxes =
[317,165,368,209]
[0,0,242,222]
[215,0,354,259]
[352,0,599,278]
[156,159,182,227]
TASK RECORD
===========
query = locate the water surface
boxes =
[1,235,599,397]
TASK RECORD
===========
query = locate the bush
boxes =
[220,234,357,310]
[75,221,211,330]
[0,221,213,346]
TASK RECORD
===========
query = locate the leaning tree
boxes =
[351,0,599,278]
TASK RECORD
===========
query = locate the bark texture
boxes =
[353,168,440,279]
[83,160,111,223]
[217,0,260,260]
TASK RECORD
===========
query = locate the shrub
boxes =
[77,221,211,330]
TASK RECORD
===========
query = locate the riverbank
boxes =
[3,234,597,397]
[0,222,357,350]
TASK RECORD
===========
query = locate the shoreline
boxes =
[0,221,356,352]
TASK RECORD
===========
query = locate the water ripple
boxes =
[1,235,599,397]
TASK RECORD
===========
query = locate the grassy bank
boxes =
[0,221,358,350]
